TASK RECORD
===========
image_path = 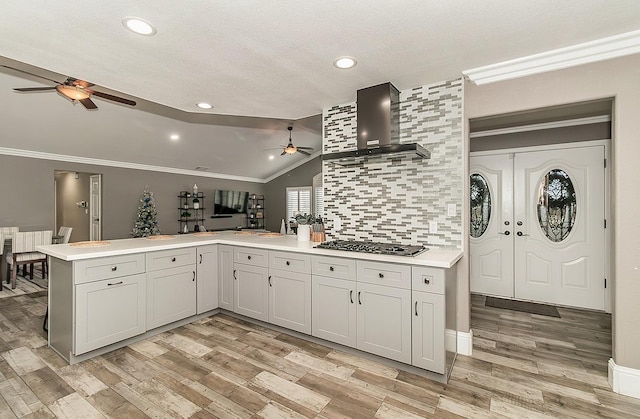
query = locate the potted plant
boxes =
[294,213,314,241]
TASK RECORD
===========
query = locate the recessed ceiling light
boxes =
[122,17,157,36]
[196,102,213,110]
[269,155,275,160]
[334,56,357,69]
[170,134,180,141]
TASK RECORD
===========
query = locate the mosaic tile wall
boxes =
[322,78,463,248]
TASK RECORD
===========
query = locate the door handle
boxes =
[192,271,195,281]
[268,276,272,287]
[415,301,418,316]
[358,291,362,305]
[199,254,202,264]
[499,231,510,236]
[350,290,354,304]
[516,231,529,237]
[233,269,237,280]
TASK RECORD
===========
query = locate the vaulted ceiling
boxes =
[1,1,639,180]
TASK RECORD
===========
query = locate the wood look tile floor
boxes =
[1,291,639,418]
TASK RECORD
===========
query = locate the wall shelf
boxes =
[178,191,205,233]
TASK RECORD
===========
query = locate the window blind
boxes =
[286,186,312,221]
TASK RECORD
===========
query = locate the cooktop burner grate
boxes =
[316,240,427,256]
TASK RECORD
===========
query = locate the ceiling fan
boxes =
[3,65,136,110]
[280,126,313,156]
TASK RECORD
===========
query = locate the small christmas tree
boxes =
[131,185,161,237]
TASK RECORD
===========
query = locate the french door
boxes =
[470,145,606,310]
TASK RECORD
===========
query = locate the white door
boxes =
[89,174,102,241]
[311,276,357,348]
[514,147,605,310]
[196,245,218,314]
[268,269,311,334]
[470,154,514,297]
[470,145,606,310]
[234,264,269,321]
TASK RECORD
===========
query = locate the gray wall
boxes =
[0,154,264,239]
[264,156,322,232]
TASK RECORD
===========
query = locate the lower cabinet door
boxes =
[234,264,269,321]
[197,245,218,314]
[268,269,311,334]
[356,282,412,364]
[412,291,445,373]
[147,266,197,329]
[311,276,357,348]
[75,274,146,355]
[218,245,234,311]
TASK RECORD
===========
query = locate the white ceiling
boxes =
[1,1,639,180]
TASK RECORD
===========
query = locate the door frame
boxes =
[470,139,611,313]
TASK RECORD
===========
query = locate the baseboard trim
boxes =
[609,358,640,399]
[457,329,473,356]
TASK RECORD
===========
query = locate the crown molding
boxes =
[463,29,640,85]
[470,115,611,138]
[0,147,265,183]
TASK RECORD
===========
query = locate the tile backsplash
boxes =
[322,78,463,248]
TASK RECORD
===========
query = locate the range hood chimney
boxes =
[323,82,429,164]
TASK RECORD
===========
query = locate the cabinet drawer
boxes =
[311,256,356,280]
[357,261,411,289]
[146,247,196,271]
[269,251,311,274]
[74,254,145,285]
[412,266,445,295]
[234,247,268,267]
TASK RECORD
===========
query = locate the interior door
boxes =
[513,146,605,310]
[89,175,102,241]
[470,154,514,297]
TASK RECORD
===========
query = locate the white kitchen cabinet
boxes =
[412,290,445,373]
[218,245,234,310]
[356,281,412,364]
[75,273,146,355]
[311,274,357,348]
[234,263,269,321]
[146,265,197,329]
[268,268,311,334]
[196,245,218,314]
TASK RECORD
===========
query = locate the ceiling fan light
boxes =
[56,85,90,101]
[284,146,297,155]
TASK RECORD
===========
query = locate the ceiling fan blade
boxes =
[280,151,287,156]
[79,98,98,110]
[297,146,314,150]
[14,87,57,92]
[298,149,311,156]
[1,65,62,85]
[90,91,136,106]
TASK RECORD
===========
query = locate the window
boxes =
[286,186,312,221]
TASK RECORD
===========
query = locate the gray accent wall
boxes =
[322,78,464,248]
[264,156,322,232]
[0,154,264,239]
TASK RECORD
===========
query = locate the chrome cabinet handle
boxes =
[516,231,529,237]
[286,261,290,266]
[268,276,272,287]
[415,301,418,316]
[329,266,334,272]
[499,231,510,236]
[358,291,362,305]
[199,254,202,264]
[111,266,117,271]
[192,271,195,281]
[424,278,430,285]
[378,273,384,278]
[350,290,354,304]
[171,257,176,262]
[247,255,252,260]
[107,281,123,286]
[233,270,237,280]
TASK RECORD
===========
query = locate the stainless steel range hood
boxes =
[323,82,430,165]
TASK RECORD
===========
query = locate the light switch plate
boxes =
[429,221,438,233]
[448,203,456,216]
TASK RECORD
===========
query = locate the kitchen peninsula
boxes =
[38,232,462,381]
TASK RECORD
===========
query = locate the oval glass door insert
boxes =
[537,169,576,242]
[470,173,491,238]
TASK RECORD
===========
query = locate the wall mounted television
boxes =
[212,190,249,215]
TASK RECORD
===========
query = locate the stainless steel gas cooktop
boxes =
[316,240,427,257]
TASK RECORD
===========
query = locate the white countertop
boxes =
[37,231,463,268]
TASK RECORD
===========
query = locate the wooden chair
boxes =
[6,231,52,289]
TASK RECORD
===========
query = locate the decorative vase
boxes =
[297,224,311,241]
[280,219,287,235]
